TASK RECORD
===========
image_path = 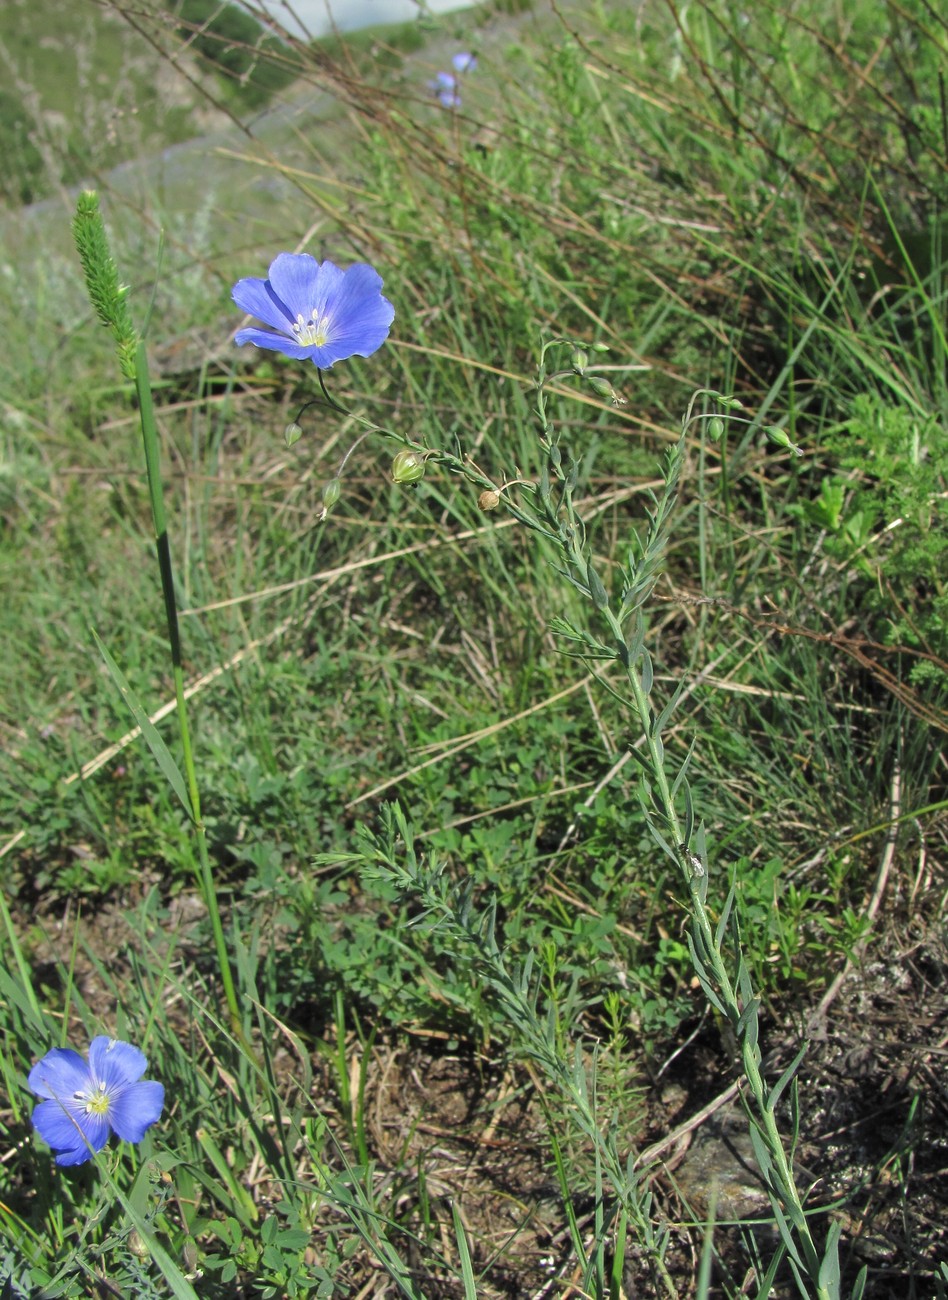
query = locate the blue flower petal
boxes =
[32,1099,109,1166]
[267,254,338,321]
[27,1048,90,1100]
[452,52,477,73]
[312,263,395,368]
[232,275,295,333]
[108,1080,165,1144]
[89,1037,147,1089]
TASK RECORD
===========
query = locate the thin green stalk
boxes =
[532,361,833,1296]
[132,346,240,1032]
[607,603,828,1289]
[72,192,240,1034]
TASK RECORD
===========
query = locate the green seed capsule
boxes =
[321,478,342,510]
[391,449,427,484]
[284,422,303,448]
[587,376,615,399]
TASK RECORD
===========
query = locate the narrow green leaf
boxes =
[818,1219,843,1296]
[767,1044,808,1114]
[685,933,725,1013]
[92,630,192,819]
[714,886,737,950]
[850,1264,869,1300]
[452,1202,479,1300]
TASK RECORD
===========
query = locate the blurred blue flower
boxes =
[232,254,395,369]
[29,1036,164,1167]
[429,71,460,109]
[451,52,477,73]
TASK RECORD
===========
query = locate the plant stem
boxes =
[134,348,241,1035]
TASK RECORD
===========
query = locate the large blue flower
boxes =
[232,254,395,369]
[29,1036,164,1167]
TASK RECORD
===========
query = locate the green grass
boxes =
[1,0,947,1295]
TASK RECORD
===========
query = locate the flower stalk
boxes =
[311,339,838,1297]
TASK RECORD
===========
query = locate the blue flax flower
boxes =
[29,1036,164,1166]
[429,71,460,109]
[232,253,395,369]
[451,52,477,73]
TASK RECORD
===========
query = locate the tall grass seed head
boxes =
[232,254,394,369]
[72,190,138,378]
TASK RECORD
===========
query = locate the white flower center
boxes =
[76,1083,111,1116]
[292,310,331,348]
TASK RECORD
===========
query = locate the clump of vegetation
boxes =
[163,0,300,108]
[0,90,45,206]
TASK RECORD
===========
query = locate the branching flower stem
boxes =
[315,339,838,1298]
[531,352,835,1296]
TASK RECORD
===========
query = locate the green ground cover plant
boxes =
[0,0,946,1295]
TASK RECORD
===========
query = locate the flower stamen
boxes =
[292,311,331,348]
[84,1085,111,1116]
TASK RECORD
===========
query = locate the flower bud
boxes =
[128,1230,150,1260]
[321,478,342,511]
[182,1238,200,1273]
[766,425,804,457]
[391,449,427,484]
[708,416,724,441]
[478,489,501,511]
[284,422,303,448]
[587,378,612,396]
[570,348,588,376]
[587,376,627,406]
[591,342,610,353]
